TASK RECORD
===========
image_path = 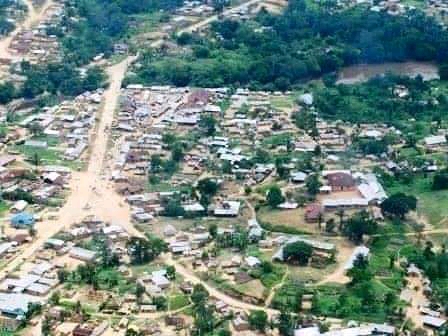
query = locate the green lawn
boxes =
[270,96,296,110]
[385,174,448,227]
[369,234,408,291]
[262,132,293,147]
[13,144,84,170]
[169,295,190,310]
[130,11,167,34]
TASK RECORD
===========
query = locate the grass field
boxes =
[385,174,448,227]
[270,95,296,110]
[13,143,84,170]
[169,294,190,310]
[257,206,317,234]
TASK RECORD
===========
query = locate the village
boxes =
[1,77,448,335]
[1,0,448,335]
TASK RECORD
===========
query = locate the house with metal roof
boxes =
[10,212,35,229]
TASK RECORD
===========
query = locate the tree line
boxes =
[128,0,448,90]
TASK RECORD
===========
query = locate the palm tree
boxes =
[30,152,41,167]
[317,213,323,231]
[336,209,345,231]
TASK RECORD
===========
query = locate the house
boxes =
[272,237,335,262]
[305,203,322,223]
[10,233,31,246]
[151,270,170,289]
[291,171,307,183]
[357,173,387,204]
[69,247,97,262]
[326,172,355,191]
[45,238,65,250]
[294,326,320,336]
[0,293,38,319]
[234,272,252,284]
[163,224,177,237]
[42,171,64,185]
[214,201,241,217]
[0,243,13,257]
[424,135,446,148]
[245,256,261,267]
[165,315,185,329]
[169,241,191,255]
[26,283,51,296]
[406,263,421,277]
[232,313,250,331]
[73,324,94,336]
[344,246,370,270]
[183,202,205,213]
[294,324,395,336]
[322,198,368,210]
[10,212,35,229]
[180,282,194,294]
[114,43,129,54]
[299,93,313,106]
[0,155,16,167]
[423,315,446,329]
[11,200,28,213]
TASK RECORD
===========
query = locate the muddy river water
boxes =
[337,61,439,84]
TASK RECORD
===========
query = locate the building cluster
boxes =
[19,89,103,161]
[0,219,132,331]
[9,1,64,63]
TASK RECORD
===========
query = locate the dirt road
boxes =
[265,267,288,307]
[177,0,262,35]
[162,254,279,316]
[0,56,140,280]
[403,275,428,329]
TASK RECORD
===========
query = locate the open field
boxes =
[385,174,448,227]
[257,207,318,234]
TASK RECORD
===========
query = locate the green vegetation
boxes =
[313,255,402,322]
[342,210,378,243]
[271,280,304,310]
[404,242,448,306]
[315,75,448,126]
[380,193,417,219]
[21,63,107,99]
[283,241,313,266]
[382,173,448,226]
[128,0,448,90]
[0,200,8,215]
[61,0,184,65]
[248,310,268,332]
[126,235,167,265]
[266,185,285,208]
[169,294,190,310]
[433,170,448,190]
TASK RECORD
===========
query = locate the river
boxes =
[336,61,439,84]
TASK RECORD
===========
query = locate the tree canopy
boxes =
[283,241,313,265]
[128,0,448,90]
[380,192,417,219]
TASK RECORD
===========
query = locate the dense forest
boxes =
[0,61,107,104]
[61,0,184,65]
[127,0,448,90]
